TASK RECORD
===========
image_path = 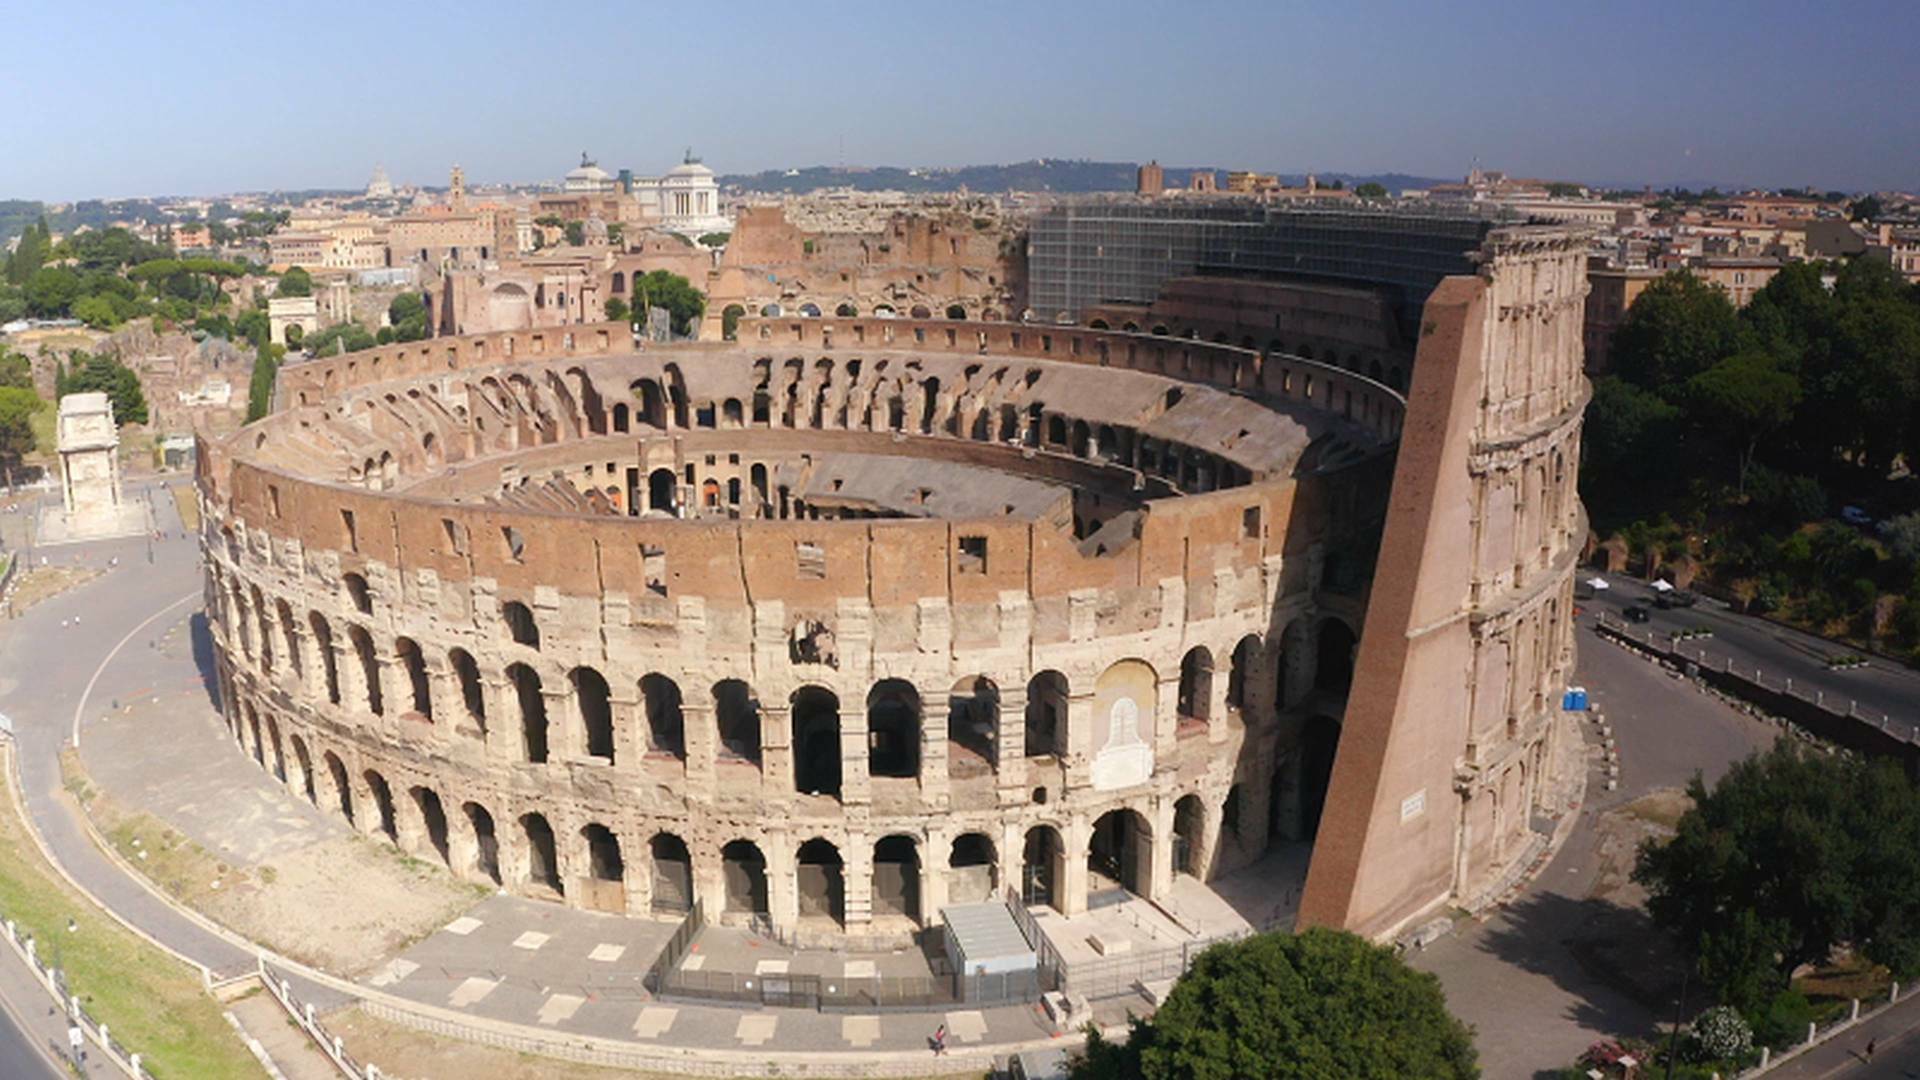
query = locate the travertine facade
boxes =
[197,221,1587,946]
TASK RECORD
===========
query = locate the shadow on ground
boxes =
[189,611,219,711]
[1478,889,1681,1050]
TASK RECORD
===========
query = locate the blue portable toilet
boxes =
[1561,686,1589,712]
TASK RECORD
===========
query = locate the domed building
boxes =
[634,151,731,238]
[563,153,618,195]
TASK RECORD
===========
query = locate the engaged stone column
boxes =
[1061,818,1092,917]
[920,695,949,808]
[844,832,872,930]
[1148,798,1175,901]
[683,702,717,800]
[1063,692,1096,791]
[840,706,871,807]
[761,704,793,804]
[768,829,798,938]
[997,686,1028,805]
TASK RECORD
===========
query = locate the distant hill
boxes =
[719,159,1455,196]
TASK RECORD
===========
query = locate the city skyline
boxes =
[3,0,1916,202]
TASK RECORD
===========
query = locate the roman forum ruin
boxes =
[196,210,1590,947]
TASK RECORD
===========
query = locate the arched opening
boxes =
[572,667,614,763]
[1088,808,1152,899]
[396,637,431,719]
[648,468,676,514]
[264,715,285,780]
[649,833,693,914]
[276,600,302,680]
[290,736,315,803]
[872,835,920,924]
[721,840,768,915]
[713,679,761,765]
[947,676,998,776]
[325,752,352,823]
[1177,647,1213,723]
[247,706,264,766]
[1069,419,1090,457]
[342,572,372,615]
[640,673,685,758]
[945,303,967,320]
[1227,635,1259,713]
[1088,319,1109,330]
[1316,619,1357,696]
[798,302,822,318]
[866,679,920,779]
[507,663,547,763]
[310,614,340,705]
[464,803,501,885]
[834,302,857,317]
[949,833,997,904]
[1025,670,1067,757]
[450,648,486,727]
[1301,715,1342,841]
[1173,794,1206,877]
[348,626,382,715]
[502,601,539,649]
[796,838,845,926]
[412,787,451,866]
[521,813,563,897]
[791,687,842,798]
[1021,825,1064,913]
[582,823,625,907]
[612,402,630,433]
[909,304,931,320]
[364,770,398,842]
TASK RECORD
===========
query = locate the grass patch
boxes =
[0,754,263,1078]
[1796,952,1891,1008]
[169,484,201,533]
[29,402,55,459]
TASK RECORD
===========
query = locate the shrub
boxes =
[1688,1005,1753,1061]
[1749,989,1814,1048]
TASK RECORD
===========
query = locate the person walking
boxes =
[931,1023,947,1056]
[1867,1038,1877,1060]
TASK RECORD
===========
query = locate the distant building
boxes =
[563,153,619,194]
[268,296,319,346]
[173,224,213,251]
[1137,160,1164,197]
[1189,170,1218,193]
[366,165,395,200]
[1226,171,1279,194]
[1583,261,1660,373]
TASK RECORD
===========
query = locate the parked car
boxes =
[1622,605,1652,623]
[1841,505,1874,527]
[1654,589,1698,609]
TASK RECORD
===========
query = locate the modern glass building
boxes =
[1026,200,1504,337]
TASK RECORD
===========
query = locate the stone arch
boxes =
[713,679,761,765]
[721,839,769,915]
[641,673,686,758]
[945,303,967,320]
[1089,807,1153,899]
[502,601,540,648]
[396,637,431,718]
[1317,618,1357,696]
[947,675,998,776]
[324,751,352,823]
[363,769,398,842]
[342,571,372,615]
[866,679,920,779]
[288,734,315,803]
[412,786,451,867]
[1227,634,1260,713]
[581,823,626,910]
[1092,659,1156,787]
[1021,824,1065,913]
[463,802,502,885]
[796,838,846,926]
[649,833,694,913]
[792,687,842,798]
[572,666,614,762]
[449,648,485,728]
[507,663,548,763]
[834,302,857,317]
[1025,670,1067,758]
[1173,793,1207,877]
[520,812,563,897]
[1177,646,1213,722]
[949,833,998,904]
[872,835,921,924]
[309,612,340,705]
[648,467,676,513]
[347,625,382,715]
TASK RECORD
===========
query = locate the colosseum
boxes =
[197,215,1590,951]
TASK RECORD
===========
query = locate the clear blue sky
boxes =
[4,0,1915,201]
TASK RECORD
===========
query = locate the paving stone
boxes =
[632,1006,678,1039]
[736,1013,777,1046]
[842,1014,880,1048]
[537,993,585,1025]
[512,930,550,951]
[448,977,498,1007]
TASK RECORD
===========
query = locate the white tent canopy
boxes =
[1585,577,1610,591]
[1650,579,1675,592]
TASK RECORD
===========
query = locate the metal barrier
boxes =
[0,912,156,1077]
[261,960,365,1077]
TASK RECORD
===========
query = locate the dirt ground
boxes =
[69,739,486,977]
[5,564,102,613]
[1562,788,1694,1013]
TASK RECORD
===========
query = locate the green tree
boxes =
[0,349,32,390]
[1849,194,1885,222]
[246,345,283,423]
[385,292,428,342]
[721,303,745,341]
[4,219,50,286]
[59,353,148,426]
[697,232,732,248]
[604,296,629,321]
[563,221,586,247]
[276,266,313,298]
[1068,929,1479,1080]
[23,266,81,317]
[0,386,42,477]
[71,294,121,329]
[1610,271,1741,394]
[301,322,373,356]
[1635,741,1920,1013]
[1686,352,1801,493]
[1352,182,1387,199]
[633,269,706,337]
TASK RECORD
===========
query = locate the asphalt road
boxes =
[1581,571,1920,732]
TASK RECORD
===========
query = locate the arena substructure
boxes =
[197,224,1591,952]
